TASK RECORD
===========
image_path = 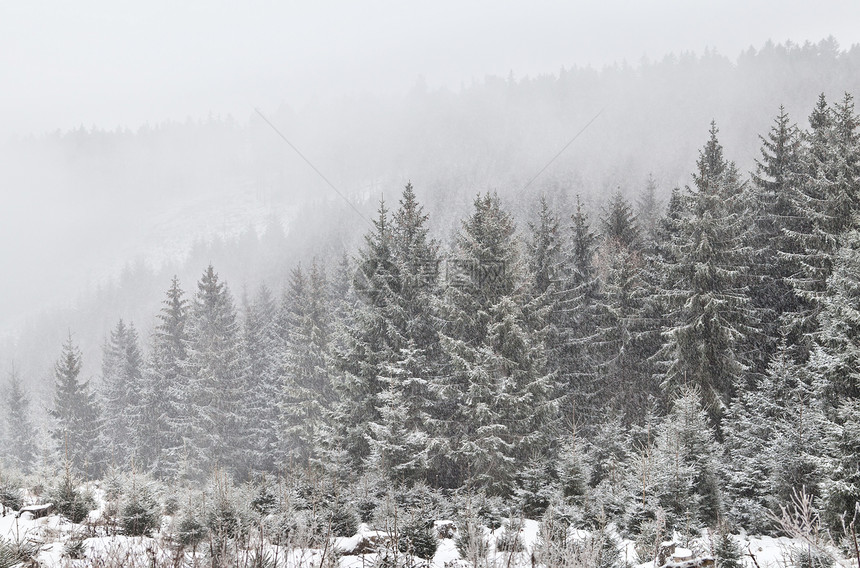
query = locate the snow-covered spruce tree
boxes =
[184,265,247,479]
[584,414,637,527]
[807,226,860,527]
[720,339,798,533]
[826,93,860,237]
[279,262,335,470]
[747,106,806,373]
[649,387,722,532]
[601,191,640,250]
[143,276,189,479]
[437,192,558,497]
[782,93,860,362]
[814,226,860,402]
[241,284,281,475]
[591,192,662,423]
[514,195,569,514]
[370,183,445,486]
[331,199,405,472]
[555,195,604,429]
[100,319,145,470]
[528,195,562,296]
[1,367,38,473]
[311,253,357,480]
[637,175,663,250]
[50,333,101,477]
[820,397,860,532]
[525,195,569,421]
[369,345,433,485]
[656,123,759,419]
[764,350,829,509]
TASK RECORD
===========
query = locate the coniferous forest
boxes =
[3,48,860,568]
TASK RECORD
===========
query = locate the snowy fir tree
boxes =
[591,192,662,422]
[555,195,604,428]
[241,284,281,474]
[143,276,189,478]
[100,318,145,469]
[437,192,558,496]
[527,195,562,296]
[649,388,722,531]
[331,199,404,471]
[747,106,805,371]
[813,226,860,401]
[50,334,101,477]
[279,262,335,470]
[183,265,247,478]
[657,123,758,417]
[782,93,860,361]
[637,175,662,249]
[368,344,433,484]
[1,366,38,473]
[369,183,445,485]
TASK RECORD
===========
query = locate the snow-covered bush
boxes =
[496,518,524,552]
[787,545,835,568]
[177,507,207,548]
[712,530,744,568]
[325,500,358,537]
[121,482,160,536]
[398,518,438,560]
[0,484,22,512]
[0,536,38,568]
[52,475,96,523]
[455,514,488,563]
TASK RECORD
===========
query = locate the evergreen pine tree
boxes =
[1,366,38,473]
[100,319,145,469]
[601,191,640,249]
[657,123,758,417]
[637,175,662,249]
[51,334,101,477]
[242,284,281,474]
[438,192,557,496]
[184,265,246,478]
[720,339,798,533]
[368,344,432,484]
[331,199,404,471]
[527,195,562,296]
[781,93,858,361]
[591,192,661,422]
[748,106,805,372]
[807,225,860,527]
[279,262,335,469]
[370,183,444,486]
[556,195,603,428]
[814,226,860,401]
[650,387,722,531]
[144,276,189,479]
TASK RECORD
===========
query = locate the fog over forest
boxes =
[3,4,860,567]
[5,38,860,388]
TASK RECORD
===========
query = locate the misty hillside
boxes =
[3,39,860,385]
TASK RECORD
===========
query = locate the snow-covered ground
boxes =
[0,494,850,568]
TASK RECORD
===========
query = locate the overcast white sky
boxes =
[2,0,860,136]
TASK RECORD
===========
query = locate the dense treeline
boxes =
[3,92,860,546]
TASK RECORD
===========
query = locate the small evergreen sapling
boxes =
[398,519,438,560]
[52,472,95,524]
[712,530,743,568]
[121,481,159,536]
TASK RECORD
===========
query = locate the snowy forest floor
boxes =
[0,480,851,568]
